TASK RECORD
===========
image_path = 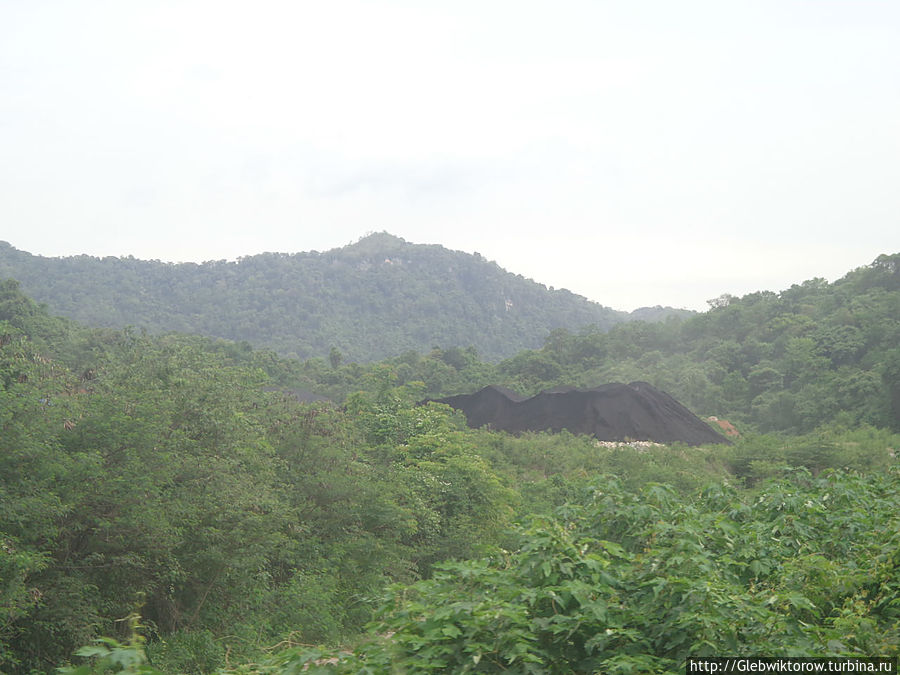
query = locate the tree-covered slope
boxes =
[470,253,900,434]
[0,233,642,362]
[254,252,900,436]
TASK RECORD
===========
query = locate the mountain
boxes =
[0,233,684,362]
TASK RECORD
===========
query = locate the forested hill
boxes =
[0,233,684,362]
[249,251,899,436]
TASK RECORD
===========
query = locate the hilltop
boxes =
[0,233,688,362]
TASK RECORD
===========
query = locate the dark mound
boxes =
[431,382,730,446]
[433,385,525,430]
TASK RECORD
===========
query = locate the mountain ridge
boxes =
[0,233,691,362]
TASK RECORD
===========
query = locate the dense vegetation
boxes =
[0,233,680,363]
[1,281,523,672]
[484,252,900,434]
[275,252,899,436]
[1,250,899,673]
[258,466,900,672]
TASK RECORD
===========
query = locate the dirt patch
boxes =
[705,416,740,438]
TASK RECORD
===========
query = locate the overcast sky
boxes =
[2,1,898,311]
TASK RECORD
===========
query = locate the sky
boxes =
[1,1,898,312]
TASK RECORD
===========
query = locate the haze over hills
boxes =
[0,232,691,362]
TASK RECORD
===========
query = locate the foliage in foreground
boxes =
[255,469,900,673]
[63,468,900,673]
[0,282,518,673]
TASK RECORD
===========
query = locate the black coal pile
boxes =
[432,382,731,446]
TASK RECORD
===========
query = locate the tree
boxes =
[328,346,343,369]
[883,349,900,430]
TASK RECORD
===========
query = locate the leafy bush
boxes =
[274,469,900,672]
